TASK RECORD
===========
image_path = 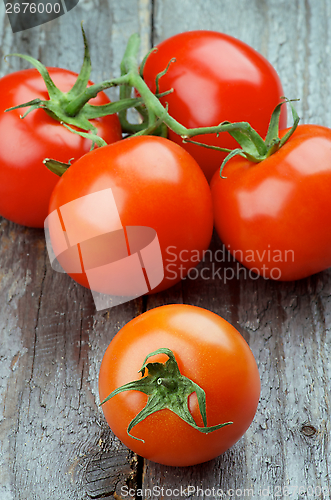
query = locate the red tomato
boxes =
[142,30,286,182]
[0,68,122,228]
[211,124,331,281]
[99,304,260,466]
[48,135,213,295]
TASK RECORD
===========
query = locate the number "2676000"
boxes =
[6,3,61,14]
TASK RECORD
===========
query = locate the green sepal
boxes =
[43,158,72,177]
[65,23,91,100]
[221,121,267,159]
[219,148,249,178]
[5,53,62,100]
[264,100,284,148]
[217,98,300,176]
[83,97,143,120]
[264,97,300,157]
[6,98,43,115]
[61,123,107,149]
[4,24,142,148]
[182,137,232,154]
[279,98,300,148]
[100,347,233,443]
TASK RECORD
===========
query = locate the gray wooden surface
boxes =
[1,0,331,499]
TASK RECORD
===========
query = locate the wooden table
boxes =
[1,1,331,498]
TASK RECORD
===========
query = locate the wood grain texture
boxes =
[0,0,331,499]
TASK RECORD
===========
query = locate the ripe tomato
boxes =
[211,124,331,281]
[0,68,122,228]
[47,135,213,295]
[142,30,286,182]
[99,304,260,466]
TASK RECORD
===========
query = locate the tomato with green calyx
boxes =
[0,26,122,228]
[99,304,260,467]
[141,30,286,182]
[0,69,122,228]
[211,100,331,281]
[47,135,213,296]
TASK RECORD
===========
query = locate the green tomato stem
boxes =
[6,25,299,171]
[111,34,299,171]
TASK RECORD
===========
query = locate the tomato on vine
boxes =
[0,26,122,228]
[141,30,286,181]
[211,100,331,280]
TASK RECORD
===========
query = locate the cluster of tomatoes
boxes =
[1,29,331,466]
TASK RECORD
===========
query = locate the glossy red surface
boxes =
[48,135,213,294]
[211,124,331,280]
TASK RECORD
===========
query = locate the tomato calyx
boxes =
[43,158,72,176]
[4,24,140,148]
[212,98,300,177]
[100,347,232,442]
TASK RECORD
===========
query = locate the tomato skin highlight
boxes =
[211,124,331,281]
[142,30,286,182]
[0,68,122,228]
[48,135,213,294]
[99,304,260,467]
